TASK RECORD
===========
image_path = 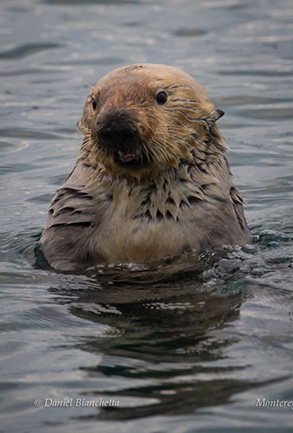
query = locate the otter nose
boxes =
[97,109,138,149]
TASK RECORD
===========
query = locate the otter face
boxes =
[78,64,226,180]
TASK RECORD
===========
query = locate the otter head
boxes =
[78,63,227,181]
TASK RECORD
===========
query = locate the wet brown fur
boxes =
[40,64,251,271]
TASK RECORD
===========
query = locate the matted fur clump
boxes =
[40,64,251,271]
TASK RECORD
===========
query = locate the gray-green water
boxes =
[0,0,293,432]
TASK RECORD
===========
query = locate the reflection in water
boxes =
[47,251,264,421]
[42,232,292,424]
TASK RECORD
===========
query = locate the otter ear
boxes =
[208,109,225,123]
[76,120,82,131]
[76,119,88,134]
[205,109,225,126]
[216,109,225,120]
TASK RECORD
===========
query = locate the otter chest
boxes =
[94,177,206,263]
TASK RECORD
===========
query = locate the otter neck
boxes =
[79,136,224,185]
[93,155,225,222]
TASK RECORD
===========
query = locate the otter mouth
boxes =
[96,110,149,168]
[113,147,145,167]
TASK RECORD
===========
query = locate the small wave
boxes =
[0,43,61,60]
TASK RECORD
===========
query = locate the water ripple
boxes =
[0,43,61,60]
[0,0,293,431]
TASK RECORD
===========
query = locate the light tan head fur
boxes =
[78,63,227,182]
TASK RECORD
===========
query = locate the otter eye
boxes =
[92,98,97,111]
[156,91,168,105]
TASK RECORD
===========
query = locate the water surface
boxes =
[0,0,293,432]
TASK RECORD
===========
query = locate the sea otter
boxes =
[40,64,251,271]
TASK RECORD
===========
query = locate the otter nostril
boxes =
[98,129,113,141]
[98,125,136,142]
[120,127,136,140]
[97,110,138,145]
